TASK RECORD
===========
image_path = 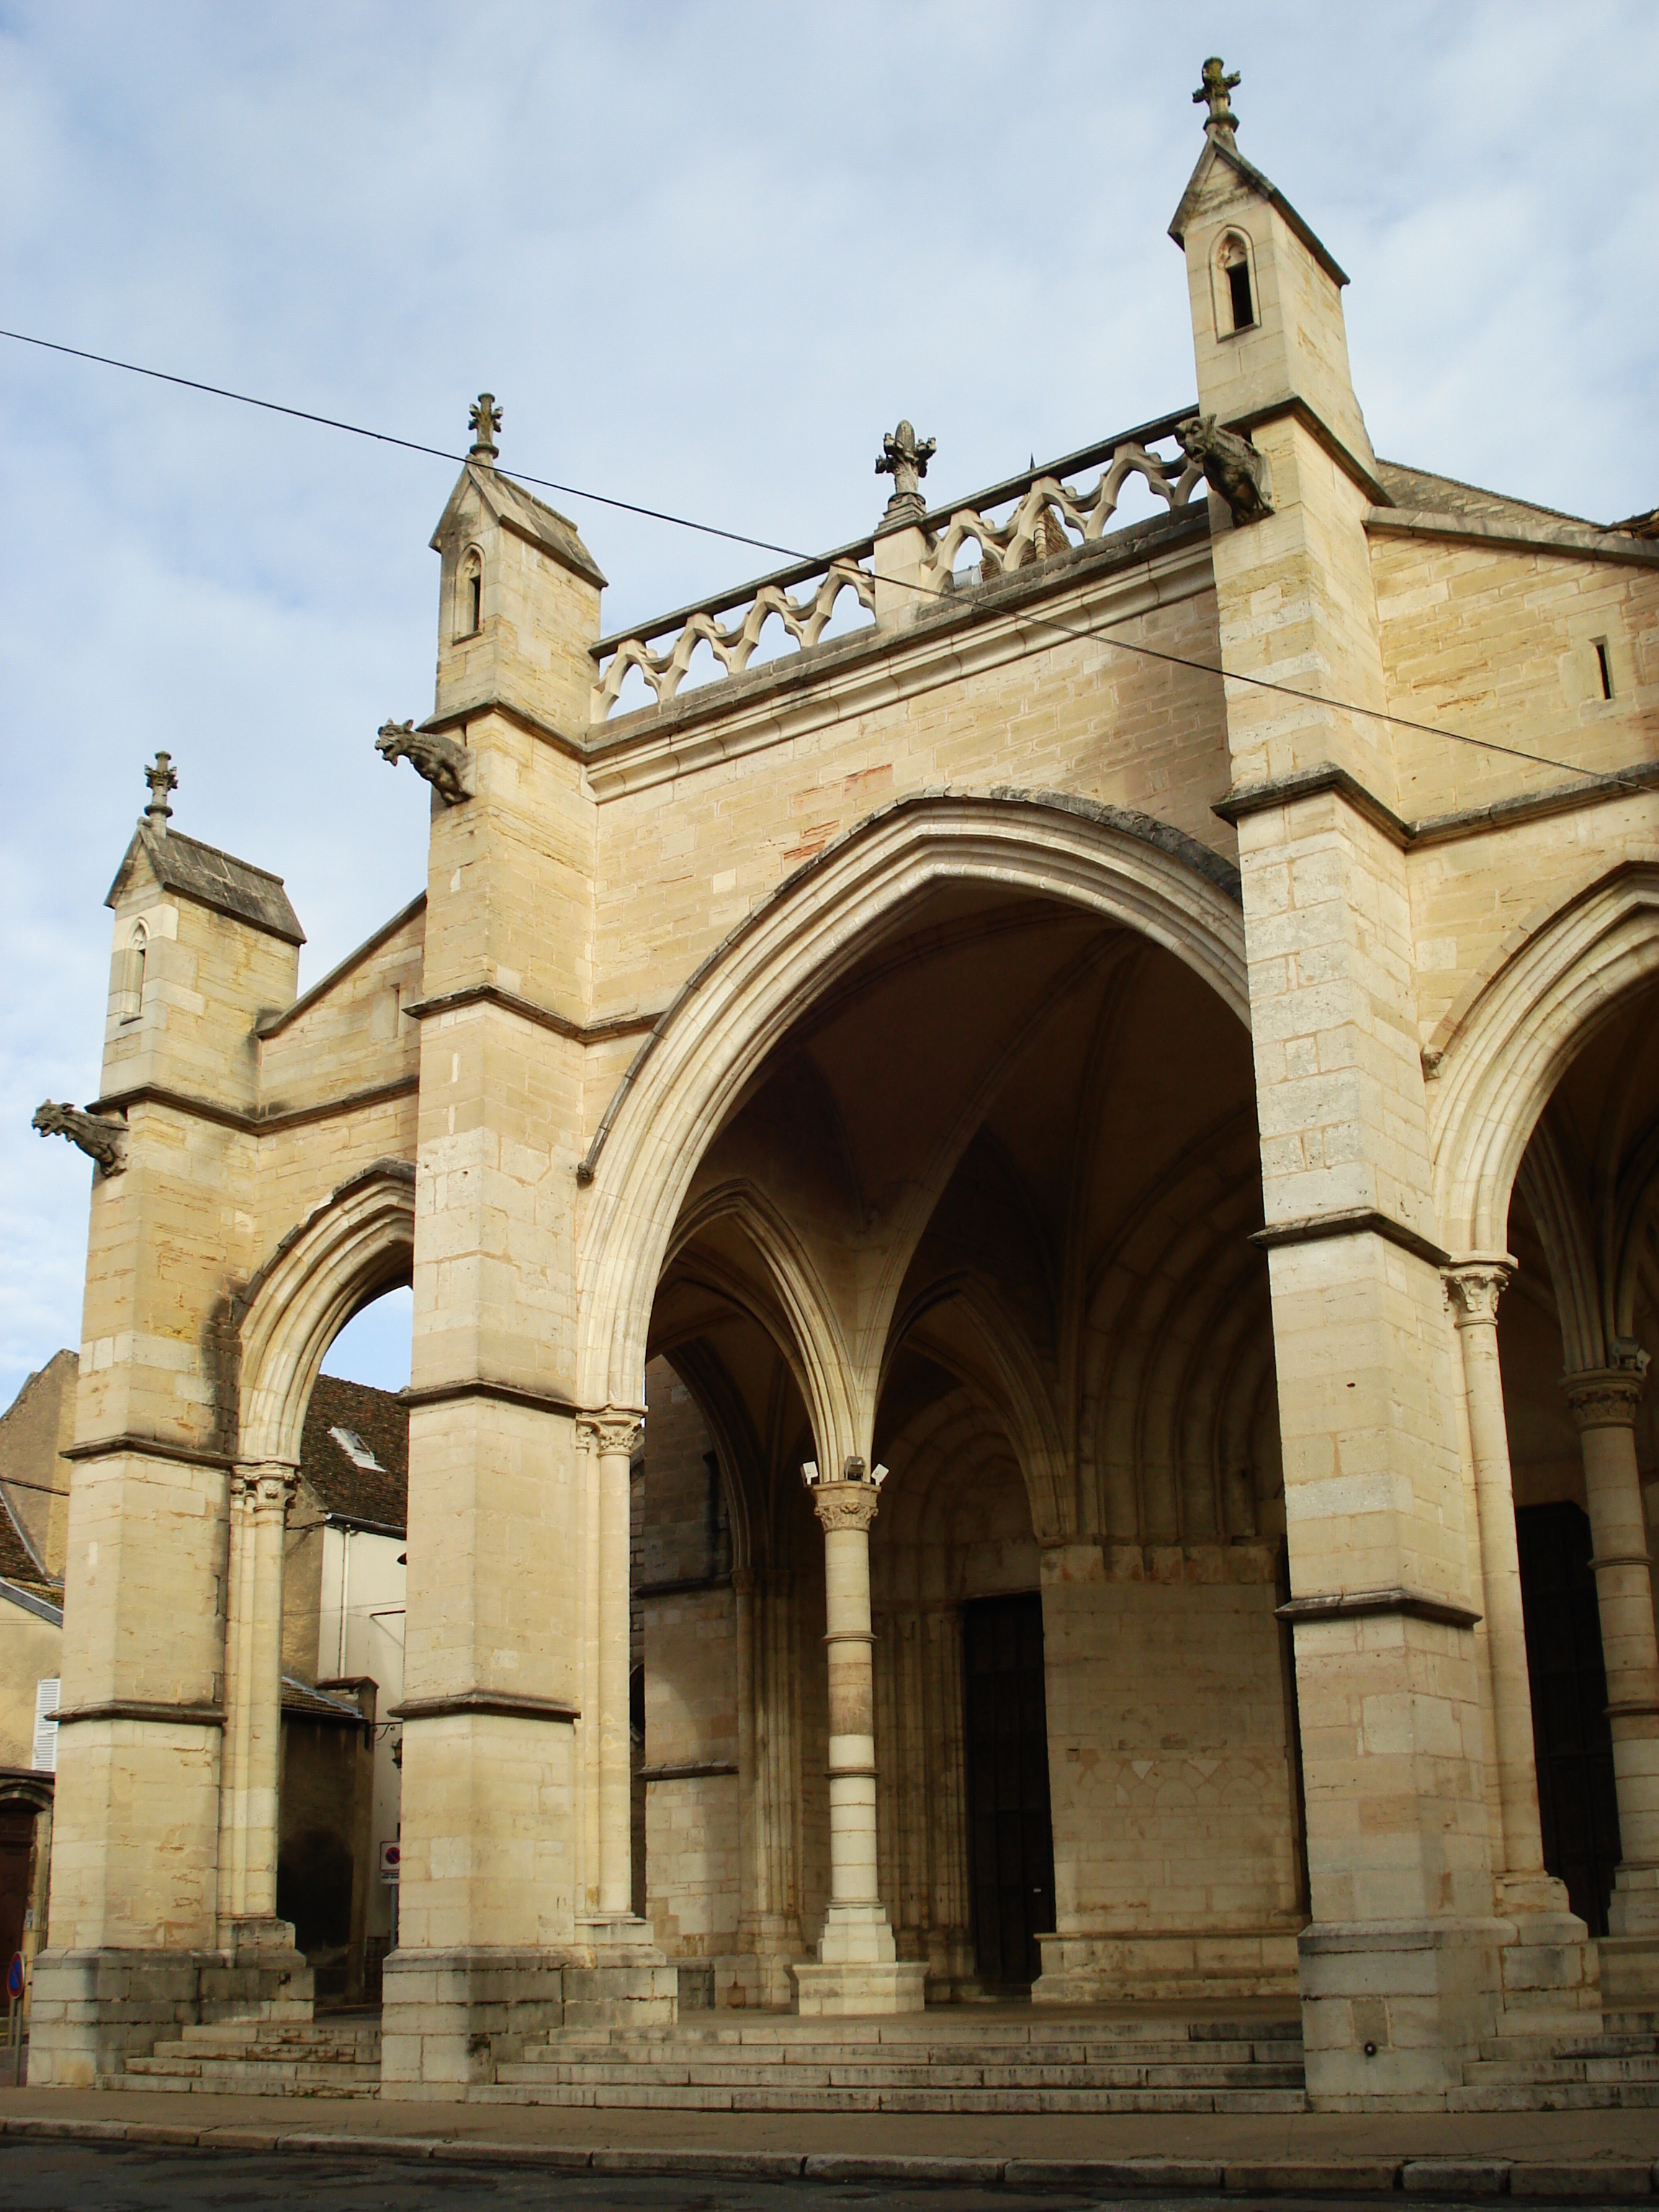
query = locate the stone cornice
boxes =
[639,1760,738,1782]
[403,983,657,1046]
[419,695,589,763]
[62,1434,235,1472]
[1215,757,1659,858]
[89,1076,418,1136]
[400,1378,579,1419]
[1252,1207,1450,1272]
[1366,505,1659,570]
[1277,1586,1480,1630]
[390,1691,579,1725]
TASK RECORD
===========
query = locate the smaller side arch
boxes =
[1431,866,1659,1254]
[236,1160,415,1467]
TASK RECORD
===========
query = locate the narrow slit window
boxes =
[469,571,482,634]
[1595,639,1614,699]
[1227,258,1255,331]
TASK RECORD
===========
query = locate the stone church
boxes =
[25,67,1659,2112]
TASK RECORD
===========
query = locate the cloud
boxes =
[3,0,1656,1401]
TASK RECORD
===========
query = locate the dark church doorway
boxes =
[1517,1501,1621,1935]
[963,1592,1056,1988]
[0,1807,32,1974]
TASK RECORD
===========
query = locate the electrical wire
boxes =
[3,324,1650,793]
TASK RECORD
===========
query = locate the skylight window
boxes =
[328,1424,385,1472]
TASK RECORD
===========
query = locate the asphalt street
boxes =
[0,2141,1102,2211]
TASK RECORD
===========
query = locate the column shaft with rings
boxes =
[578,1412,652,1937]
[1447,1262,1597,2026]
[214,1463,311,2009]
[1564,1357,1659,2006]
[791,1458,924,2017]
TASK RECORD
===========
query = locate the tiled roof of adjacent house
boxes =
[299,1375,408,1534]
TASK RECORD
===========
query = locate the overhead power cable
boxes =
[2,323,1648,793]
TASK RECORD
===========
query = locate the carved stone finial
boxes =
[1176,415,1274,527]
[467,392,502,463]
[876,420,938,526]
[32,1101,127,1179]
[1193,55,1241,137]
[143,751,178,834]
[376,718,473,806]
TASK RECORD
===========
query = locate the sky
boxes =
[1,0,1655,1407]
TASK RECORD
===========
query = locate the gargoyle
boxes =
[1176,415,1274,526]
[376,719,473,806]
[33,1102,127,1178]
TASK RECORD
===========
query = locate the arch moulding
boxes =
[1431,865,1659,1254]
[576,791,1249,1413]
[236,1159,416,1467]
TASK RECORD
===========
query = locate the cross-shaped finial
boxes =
[1193,56,1241,136]
[468,392,502,462]
[876,420,937,523]
[143,751,177,833]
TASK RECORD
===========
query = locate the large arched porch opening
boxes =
[1432,866,1659,2013]
[611,800,1305,2008]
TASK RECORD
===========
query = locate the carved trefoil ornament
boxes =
[376,719,474,806]
[1176,415,1274,526]
[32,1102,127,1178]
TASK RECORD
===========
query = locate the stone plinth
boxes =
[381,1947,680,2096]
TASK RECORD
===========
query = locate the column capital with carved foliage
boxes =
[1565,1357,1650,1433]
[233,1462,300,1516]
[809,1480,883,1536]
[1444,1254,1514,1328]
[576,1411,644,1457]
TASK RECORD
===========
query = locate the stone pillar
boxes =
[217,1466,304,1938]
[737,1569,804,2007]
[1447,1264,1596,2025]
[791,1463,925,2016]
[1564,1360,1659,2009]
[580,1411,649,1934]
[925,1606,974,1992]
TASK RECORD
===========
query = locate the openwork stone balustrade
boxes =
[588,410,1203,721]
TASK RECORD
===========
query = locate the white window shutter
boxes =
[32,1678,60,1774]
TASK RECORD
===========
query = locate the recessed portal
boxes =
[964,1593,1056,1988]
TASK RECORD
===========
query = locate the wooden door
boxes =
[963,1593,1056,1987]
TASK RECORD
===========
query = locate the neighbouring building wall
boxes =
[316,1522,405,1954]
[0,1606,63,1775]
[0,1352,74,1582]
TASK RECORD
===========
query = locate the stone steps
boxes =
[487,2013,1308,2112]
[103,2018,383,2098]
[472,2080,1313,2114]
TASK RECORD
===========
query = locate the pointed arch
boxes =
[1431,865,1659,1253]
[577,792,1248,1414]
[236,1160,415,1466]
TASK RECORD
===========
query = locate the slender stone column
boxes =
[1564,1360,1659,1992]
[791,1460,924,2017]
[1444,1264,1549,1885]
[734,1566,758,1920]
[217,1464,298,1936]
[579,1412,645,1930]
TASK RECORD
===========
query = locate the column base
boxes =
[791,1960,927,2016]
[1034,1923,1303,2003]
[1298,1919,1506,2109]
[381,1946,680,2097]
[1491,1878,1600,2032]
[734,1912,807,2009]
[26,1943,310,2087]
[206,1915,315,2023]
